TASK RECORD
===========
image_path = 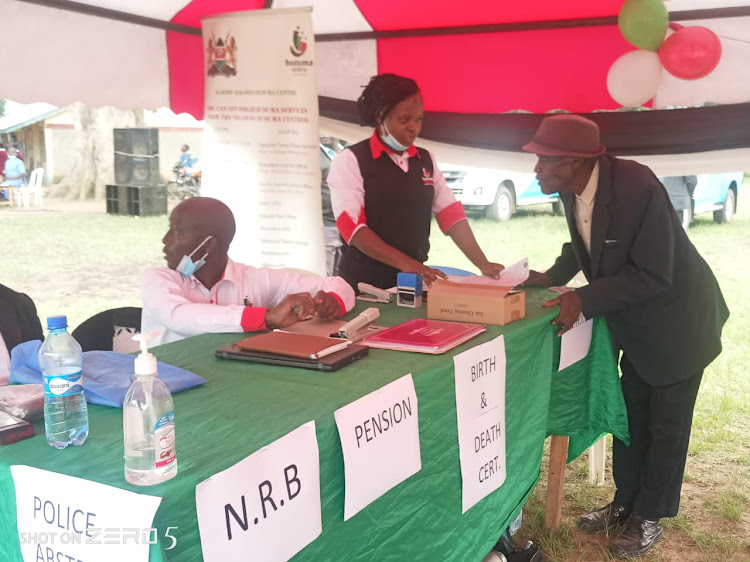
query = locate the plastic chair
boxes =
[428,265,475,277]
[72,307,142,352]
[0,284,44,384]
[18,168,44,208]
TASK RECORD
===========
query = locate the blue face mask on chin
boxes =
[176,236,212,277]
[380,122,410,152]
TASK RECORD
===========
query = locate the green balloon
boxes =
[618,0,669,51]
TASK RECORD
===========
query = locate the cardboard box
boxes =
[427,280,526,326]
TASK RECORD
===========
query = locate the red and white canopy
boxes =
[3,0,750,153]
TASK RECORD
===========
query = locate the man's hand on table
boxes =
[312,290,340,320]
[265,293,316,329]
[543,290,583,336]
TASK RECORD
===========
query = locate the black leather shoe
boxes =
[576,503,631,534]
[506,542,544,562]
[609,516,663,558]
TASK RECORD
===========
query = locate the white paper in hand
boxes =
[498,257,529,286]
[559,314,594,371]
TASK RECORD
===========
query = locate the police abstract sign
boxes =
[10,466,161,562]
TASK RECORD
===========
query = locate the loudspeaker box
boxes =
[113,128,160,186]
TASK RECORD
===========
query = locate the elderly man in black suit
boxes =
[522,115,729,558]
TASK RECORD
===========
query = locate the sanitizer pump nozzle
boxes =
[133,330,161,376]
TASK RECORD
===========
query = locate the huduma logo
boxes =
[290,27,307,57]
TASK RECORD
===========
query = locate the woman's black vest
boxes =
[338,140,435,290]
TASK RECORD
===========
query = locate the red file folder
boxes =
[362,319,485,354]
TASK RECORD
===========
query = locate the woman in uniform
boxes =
[328,73,504,290]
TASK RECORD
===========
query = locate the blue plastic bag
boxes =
[10,340,206,408]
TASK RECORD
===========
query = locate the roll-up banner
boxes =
[202,8,325,275]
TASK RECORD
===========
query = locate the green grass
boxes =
[704,490,748,522]
[662,512,692,534]
[0,211,166,330]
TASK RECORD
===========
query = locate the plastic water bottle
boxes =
[123,331,177,486]
[38,315,89,449]
[509,509,523,535]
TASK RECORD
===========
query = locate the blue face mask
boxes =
[176,236,212,277]
[380,122,410,152]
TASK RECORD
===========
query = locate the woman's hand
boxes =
[478,261,505,279]
[399,259,447,287]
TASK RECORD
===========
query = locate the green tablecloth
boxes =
[0,288,628,561]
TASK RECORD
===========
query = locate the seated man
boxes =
[142,197,356,346]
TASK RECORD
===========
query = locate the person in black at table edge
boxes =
[327,73,505,291]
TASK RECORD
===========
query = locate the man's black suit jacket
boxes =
[546,155,729,386]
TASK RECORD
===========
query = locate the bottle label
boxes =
[155,411,176,468]
[43,370,84,397]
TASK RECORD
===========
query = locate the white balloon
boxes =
[607,50,663,107]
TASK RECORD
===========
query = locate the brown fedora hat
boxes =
[522,114,606,157]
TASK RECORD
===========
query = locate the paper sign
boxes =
[334,374,421,520]
[11,466,161,562]
[453,336,507,513]
[453,258,529,288]
[196,421,321,562]
[559,314,593,371]
[202,8,326,274]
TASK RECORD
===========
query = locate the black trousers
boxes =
[612,355,703,519]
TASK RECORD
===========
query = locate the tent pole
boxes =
[15,0,201,35]
[14,0,750,42]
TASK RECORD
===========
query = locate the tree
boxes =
[49,103,146,199]
[0,99,5,118]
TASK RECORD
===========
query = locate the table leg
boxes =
[587,437,607,486]
[545,435,569,531]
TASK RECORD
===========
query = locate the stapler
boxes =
[338,308,381,341]
[357,282,392,303]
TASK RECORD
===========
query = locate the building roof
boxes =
[0,102,65,134]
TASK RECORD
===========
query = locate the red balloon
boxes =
[658,26,722,80]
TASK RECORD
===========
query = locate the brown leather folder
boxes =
[235,331,351,360]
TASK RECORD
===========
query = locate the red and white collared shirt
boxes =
[141,258,355,346]
[327,132,467,244]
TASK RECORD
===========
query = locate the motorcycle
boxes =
[167,163,201,199]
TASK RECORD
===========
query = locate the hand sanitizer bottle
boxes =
[123,331,177,486]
